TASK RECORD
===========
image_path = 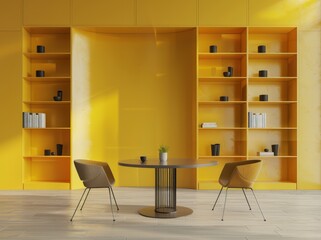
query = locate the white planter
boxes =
[159,152,168,162]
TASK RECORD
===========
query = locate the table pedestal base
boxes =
[138,206,193,218]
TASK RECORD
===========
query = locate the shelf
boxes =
[199,53,246,59]
[23,101,71,105]
[249,155,297,158]
[198,101,246,105]
[24,52,70,59]
[249,53,296,59]
[248,101,297,104]
[23,127,70,130]
[199,127,246,130]
[248,77,296,82]
[198,155,246,158]
[22,27,72,190]
[248,127,297,130]
[24,77,70,82]
[24,155,70,158]
[198,77,246,83]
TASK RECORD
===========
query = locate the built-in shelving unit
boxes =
[22,27,71,190]
[197,27,297,190]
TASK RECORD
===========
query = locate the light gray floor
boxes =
[0,187,320,239]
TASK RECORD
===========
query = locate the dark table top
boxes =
[118,158,218,169]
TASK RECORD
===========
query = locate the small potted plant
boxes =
[158,145,169,162]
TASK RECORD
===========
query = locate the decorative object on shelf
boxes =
[158,145,168,162]
[223,66,233,77]
[264,148,269,152]
[56,144,63,156]
[209,45,217,53]
[259,70,268,77]
[211,144,220,156]
[223,71,231,77]
[36,70,45,77]
[140,156,147,163]
[259,94,268,101]
[220,96,229,101]
[22,112,46,128]
[258,45,266,53]
[248,112,267,128]
[201,122,217,128]
[258,151,274,156]
[271,144,279,156]
[36,45,45,53]
[53,90,63,101]
[44,149,51,156]
[227,66,233,76]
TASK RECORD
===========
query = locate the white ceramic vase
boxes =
[159,152,168,162]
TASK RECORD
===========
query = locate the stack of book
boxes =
[258,151,274,156]
[248,112,267,128]
[22,112,46,128]
[201,122,217,128]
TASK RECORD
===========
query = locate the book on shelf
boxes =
[201,122,217,128]
[258,151,274,156]
[248,112,267,128]
[23,112,46,128]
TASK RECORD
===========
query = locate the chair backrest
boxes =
[74,159,115,188]
[219,160,262,188]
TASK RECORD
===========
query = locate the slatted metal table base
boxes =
[138,168,193,218]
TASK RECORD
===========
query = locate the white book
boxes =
[38,113,46,128]
[257,113,263,128]
[258,152,274,156]
[28,113,32,128]
[201,122,217,128]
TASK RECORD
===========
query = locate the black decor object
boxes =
[227,66,233,76]
[209,45,217,53]
[53,90,63,101]
[140,156,147,163]
[220,96,229,101]
[271,144,279,156]
[223,71,231,77]
[37,45,45,53]
[56,144,63,156]
[44,149,51,156]
[36,70,45,77]
[211,144,220,156]
[259,70,268,77]
[259,94,268,101]
[258,45,266,53]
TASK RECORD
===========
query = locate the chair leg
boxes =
[80,188,91,211]
[250,188,266,221]
[108,188,116,221]
[110,187,119,211]
[212,186,223,211]
[70,188,88,222]
[221,187,228,221]
[242,188,252,210]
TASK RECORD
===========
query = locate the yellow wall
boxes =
[0,0,320,189]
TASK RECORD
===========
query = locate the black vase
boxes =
[57,144,63,156]
[211,144,220,156]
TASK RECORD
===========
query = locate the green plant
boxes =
[158,145,169,153]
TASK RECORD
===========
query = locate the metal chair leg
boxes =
[221,188,228,221]
[110,187,119,211]
[108,188,116,221]
[250,188,266,221]
[70,188,88,221]
[80,188,91,211]
[242,188,252,210]
[212,186,223,211]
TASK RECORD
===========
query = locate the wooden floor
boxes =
[0,187,321,239]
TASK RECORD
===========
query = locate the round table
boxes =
[118,158,218,218]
